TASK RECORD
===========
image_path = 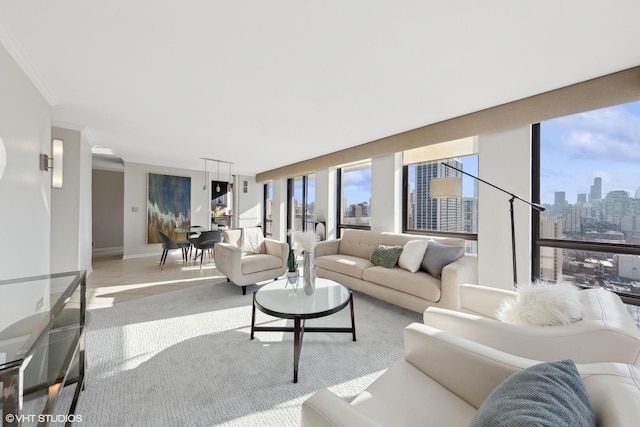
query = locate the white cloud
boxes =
[549,104,640,161]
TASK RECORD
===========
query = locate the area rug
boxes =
[63,280,421,426]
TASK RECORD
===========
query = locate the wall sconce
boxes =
[40,138,63,188]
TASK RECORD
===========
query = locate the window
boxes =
[263,182,273,237]
[534,100,640,303]
[403,142,478,253]
[338,162,372,232]
[290,175,316,233]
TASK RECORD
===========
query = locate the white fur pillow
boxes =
[497,281,584,326]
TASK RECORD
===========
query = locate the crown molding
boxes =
[0,15,59,106]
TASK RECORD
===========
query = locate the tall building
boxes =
[563,205,589,234]
[589,177,602,202]
[415,158,463,231]
[539,218,563,281]
[604,190,630,225]
[576,193,587,205]
[553,191,566,216]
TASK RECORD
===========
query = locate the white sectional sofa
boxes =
[314,229,477,313]
[301,323,640,427]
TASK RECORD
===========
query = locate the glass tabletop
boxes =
[254,277,351,319]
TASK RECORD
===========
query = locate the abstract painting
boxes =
[147,173,191,244]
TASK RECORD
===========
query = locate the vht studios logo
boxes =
[5,414,83,424]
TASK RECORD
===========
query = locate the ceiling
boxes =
[1,1,639,176]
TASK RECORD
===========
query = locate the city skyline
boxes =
[540,100,640,205]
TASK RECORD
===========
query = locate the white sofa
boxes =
[422,284,640,365]
[213,228,289,295]
[314,229,477,313]
[301,323,640,427]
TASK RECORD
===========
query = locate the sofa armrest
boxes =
[403,323,533,409]
[301,389,384,427]
[264,239,289,262]
[458,284,516,318]
[422,306,640,365]
[213,242,242,279]
[314,238,341,258]
[437,254,478,310]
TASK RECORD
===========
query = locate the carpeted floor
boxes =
[60,265,421,426]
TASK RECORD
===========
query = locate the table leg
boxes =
[293,316,301,383]
[250,293,256,340]
[349,293,356,341]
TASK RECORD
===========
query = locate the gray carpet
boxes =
[62,280,421,426]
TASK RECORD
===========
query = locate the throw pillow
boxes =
[496,281,583,326]
[240,227,264,254]
[420,240,464,278]
[370,244,404,269]
[398,240,429,273]
[470,359,595,427]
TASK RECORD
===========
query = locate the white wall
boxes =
[271,178,288,242]
[235,174,262,229]
[370,153,402,233]
[123,162,217,258]
[314,168,337,240]
[477,125,532,289]
[50,126,93,274]
[0,42,52,280]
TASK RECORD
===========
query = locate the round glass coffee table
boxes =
[250,277,356,383]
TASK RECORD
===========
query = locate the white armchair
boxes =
[422,284,640,365]
[302,323,640,427]
[213,228,289,295]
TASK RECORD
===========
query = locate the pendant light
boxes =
[216,161,221,193]
[202,159,207,190]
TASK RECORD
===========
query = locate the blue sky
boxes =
[540,100,640,205]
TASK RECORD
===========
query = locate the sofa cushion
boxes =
[351,359,477,426]
[470,359,595,427]
[315,254,374,279]
[370,244,403,268]
[362,267,442,302]
[421,240,464,278]
[398,240,429,273]
[240,254,283,275]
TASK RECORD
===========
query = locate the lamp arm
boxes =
[441,163,545,212]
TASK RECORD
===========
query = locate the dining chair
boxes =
[157,230,190,269]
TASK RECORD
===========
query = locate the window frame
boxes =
[531,122,640,305]
[402,162,478,242]
[336,162,372,237]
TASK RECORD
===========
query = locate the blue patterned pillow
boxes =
[369,244,403,268]
[470,360,595,427]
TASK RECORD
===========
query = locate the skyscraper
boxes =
[415,158,463,231]
[589,177,602,202]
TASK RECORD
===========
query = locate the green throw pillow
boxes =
[470,359,595,427]
[370,244,403,268]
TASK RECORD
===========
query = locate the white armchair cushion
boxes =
[496,281,584,326]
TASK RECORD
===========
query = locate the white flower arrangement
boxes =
[292,229,317,254]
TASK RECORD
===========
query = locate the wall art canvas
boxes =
[147,173,191,244]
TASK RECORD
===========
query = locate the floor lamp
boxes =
[430,162,545,287]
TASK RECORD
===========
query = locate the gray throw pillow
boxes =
[420,240,464,278]
[369,244,403,269]
[470,360,595,427]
